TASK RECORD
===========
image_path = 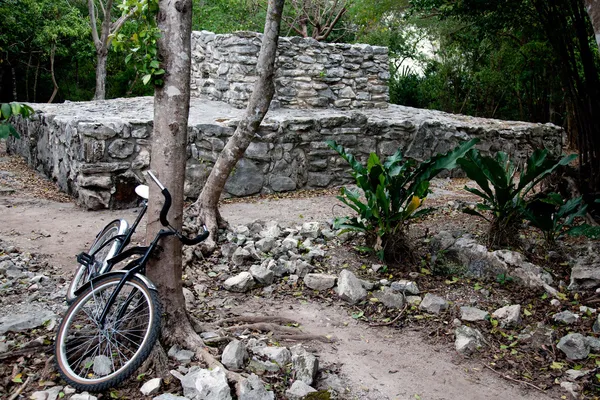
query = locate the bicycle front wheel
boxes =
[55,274,161,392]
[66,219,128,303]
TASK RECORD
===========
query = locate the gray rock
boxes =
[253,346,291,366]
[359,279,377,291]
[376,287,405,309]
[371,264,385,273]
[265,259,289,277]
[270,176,296,192]
[70,394,98,400]
[224,159,264,197]
[565,369,590,381]
[336,270,367,304]
[249,264,274,285]
[255,237,276,253]
[300,222,321,239]
[174,349,195,363]
[238,374,275,400]
[108,139,135,159]
[291,260,313,278]
[291,345,319,385]
[585,336,600,352]
[140,378,162,396]
[460,306,489,322]
[553,311,580,325]
[594,315,600,333]
[390,280,420,295]
[223,272,255,292]
[259,221,281,239]
[282,237,299,251]
[419,293,449,314]
[30,391,49,400]
[221,340,247,371]
[0,308,57,334]
[247,357,281,373]
[455,325,487,355]
[181,366,232,400]
[153,395,189,400]
[93,355,112,376]
[231,247,251,266]
[557,333,590,360]
[221,243,239,259]
[304,273,336,290]
[492,305,521,327]
[568,258,600,290]
[286,381,317,400]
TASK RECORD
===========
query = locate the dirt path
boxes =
[0,189,554,400]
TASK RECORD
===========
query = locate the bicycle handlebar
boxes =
[146,170,210,245]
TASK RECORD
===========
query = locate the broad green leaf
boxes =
[1,103,12,119]
[142,74,152,85]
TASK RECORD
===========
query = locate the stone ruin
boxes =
[7,31,565,210]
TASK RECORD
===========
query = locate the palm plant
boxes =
[327,138,478,263]
[457,149,576,248]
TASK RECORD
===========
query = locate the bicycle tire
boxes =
[66,219,128,303]
[55,274,161,392]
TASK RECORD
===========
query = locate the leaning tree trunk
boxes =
[93,48,108,100]
[145,0,194,343]
[193,0,285,252]
[584,0,600,49]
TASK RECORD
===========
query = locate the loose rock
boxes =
[286,381,317,400]
[455,325,487,356]
[140,378,162,396]
[492,304,521,327]
[419,293,449,314]
[221,340,247,371]
[223,272,255,292]
[291,344,319,386]
[460,306,489,322]
[336,270,367,304]
[304,273,336,290]
[557,333,590,360]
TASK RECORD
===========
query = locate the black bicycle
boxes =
[55,171,208,392]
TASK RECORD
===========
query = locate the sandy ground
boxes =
[0,187,554,400]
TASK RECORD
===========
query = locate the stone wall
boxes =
[190,31,389,110]
[7,97,565,210]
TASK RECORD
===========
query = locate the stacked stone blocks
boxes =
[191,31,389,110]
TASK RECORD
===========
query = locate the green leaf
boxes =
[1,103,12,119]
[142,74,152,85]
[150,60,160,69]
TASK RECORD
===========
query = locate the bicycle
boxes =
[65,185,146,304]
[55,171,208,392]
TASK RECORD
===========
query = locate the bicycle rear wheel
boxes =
[55,274,161,392]
[66,219,128,303]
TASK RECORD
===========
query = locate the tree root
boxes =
[140,344,170,380]
[222,322,299,334]
[276,334,334,342]
[215,315,298,325]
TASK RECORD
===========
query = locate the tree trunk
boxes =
[93,48,108,100]
[33,58,40,103]
[48,45,59,103]
[145,0,194,343]
[193,0,285,252]
[584,0,600,49]
[11,67,17,100]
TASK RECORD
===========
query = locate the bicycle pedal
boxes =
[77,252,95,267]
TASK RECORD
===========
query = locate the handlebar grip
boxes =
[180,229,210,246]
[159,188,171,226]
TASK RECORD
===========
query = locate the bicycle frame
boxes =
[85,199,149,277]
[93,228,176,328]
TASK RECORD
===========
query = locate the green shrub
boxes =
[524,193,588,244]
[327,138,478,263]
[0,102,34,139]
[457,149,576,248]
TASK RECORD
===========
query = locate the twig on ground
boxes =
[222,323,299,334]
[0,345,52,360]
[276,334,334,342]
[8,376,32,400]
[369,304,408,327]
[483,364,545,392]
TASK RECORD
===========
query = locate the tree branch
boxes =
[88,0,102,49]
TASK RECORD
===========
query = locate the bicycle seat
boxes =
[135,185,149,200]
